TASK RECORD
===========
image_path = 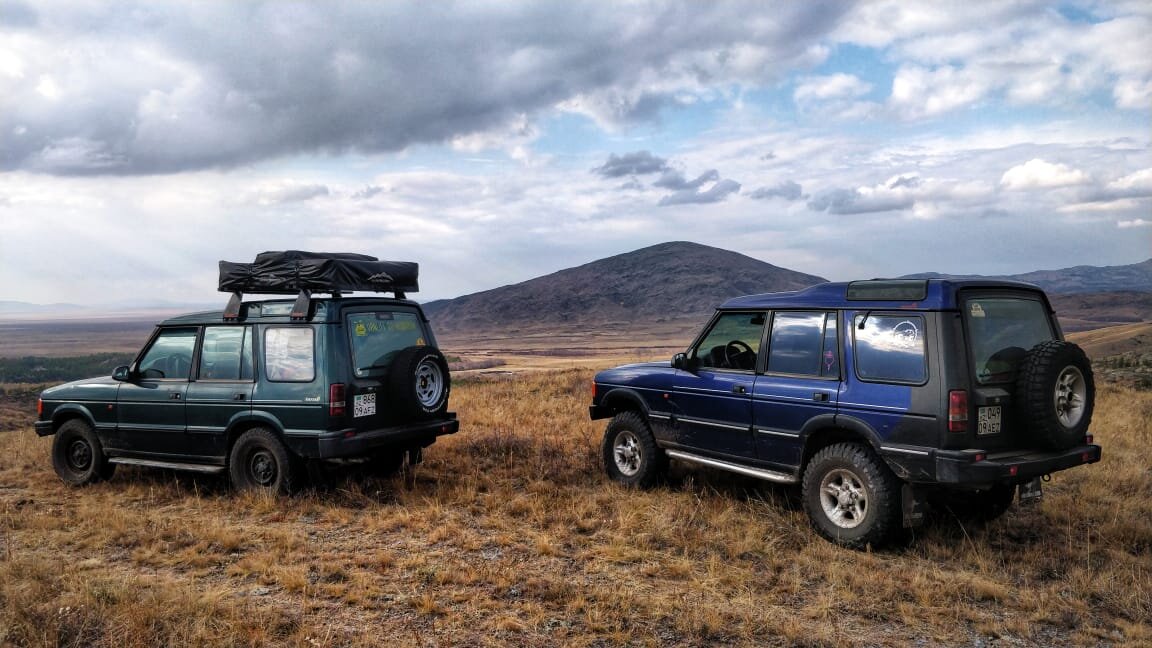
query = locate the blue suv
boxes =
[589,279,1100,548]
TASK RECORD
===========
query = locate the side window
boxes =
[264,327,316,382]
[137,328,198,380]
[853,314,927,384]
[199,326,252,381]
[766,311,828,376]
[691,312,765,371]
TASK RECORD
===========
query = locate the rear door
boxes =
[344,307,431,430]
[752,311,840,469]
[185,325,254,458]
[959,290,1058,450]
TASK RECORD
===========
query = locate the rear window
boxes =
[853,314,927,384]
[964,296,1055,384]
[347,311,426,377]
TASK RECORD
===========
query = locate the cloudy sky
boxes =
[1,0,1150,307]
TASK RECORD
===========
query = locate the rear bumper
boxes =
[884,443,1101,487]
[287,413,460,459]
[34,420,54,437]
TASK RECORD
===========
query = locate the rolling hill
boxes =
[423,241,827,334]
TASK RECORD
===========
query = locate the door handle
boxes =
[812,392,829,402]
[233,393,246,401]
[732,384,748,394]
[170,392,182,400]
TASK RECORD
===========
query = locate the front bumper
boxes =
[34,420,54,436]
[886,443,1102,487]
[287,413,460,459]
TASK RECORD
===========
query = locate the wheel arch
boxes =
[48,404,98,433]
[223,412,286,459]
[598,387,651,418]
[799,415,883,473]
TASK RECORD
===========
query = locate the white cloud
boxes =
[794,73,872,102]
[1000,159,1091,190]
[890,65,989,119]
[1118,218,1150,228]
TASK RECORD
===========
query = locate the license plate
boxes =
[977,406,1002,435]
[1019,477,1043,504]
[353,393,376,418]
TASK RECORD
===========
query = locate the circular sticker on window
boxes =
[892,320,920,347]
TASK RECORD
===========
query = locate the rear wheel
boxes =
[601,411,667,488]
[802,443,902,549]
[229,428,298,494]
[51,419,115,486]
[1016,341,1094,450]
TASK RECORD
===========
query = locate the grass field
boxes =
[1,369,1149,647]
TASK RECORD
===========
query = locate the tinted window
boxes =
[853,314,927,384]
[692,312,765,371]
[199,326,253,381]
[964,297,1055,384]
[138,328,198,380]
[767,312,826,376]
[264,327,315,382]
[347,311,426,377]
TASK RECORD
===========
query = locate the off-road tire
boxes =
[51,419,115,486]
[601,411,667,488]
[1015,340,1094,451]
[802,443,902,549]
[388,346,450,420]
[229,427,299,494]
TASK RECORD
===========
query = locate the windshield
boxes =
[347,311,426,377]
[964,296,1055,385]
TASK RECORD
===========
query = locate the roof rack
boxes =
[219,251,419,321]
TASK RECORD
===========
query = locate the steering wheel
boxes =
[724,340,754,369]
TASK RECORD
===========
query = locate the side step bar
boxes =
[108,457,225,474]
[665,450,798,484]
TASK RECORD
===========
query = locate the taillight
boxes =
[329,383,346,417]
[948,390,968,433]
[591,381,598,401]
[37,398,43,416]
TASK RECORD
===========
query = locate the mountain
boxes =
[0,301,85,315]
[423,241,827,334]
[902,258,1152,293]
[1048,291,1152,332]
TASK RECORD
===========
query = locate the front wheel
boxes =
[51,419,115,486]
[229,428,299,494]
[802,443,902,549]
[601,411,667,488]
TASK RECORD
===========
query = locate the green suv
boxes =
[35,251,457,492]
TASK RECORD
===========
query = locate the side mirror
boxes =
[672,353,691,371]
[112,365,131,381]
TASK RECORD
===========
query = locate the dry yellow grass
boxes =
[1,372,1149,647]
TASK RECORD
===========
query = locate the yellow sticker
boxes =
[354,322,367,336]
[416,337,425,346]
